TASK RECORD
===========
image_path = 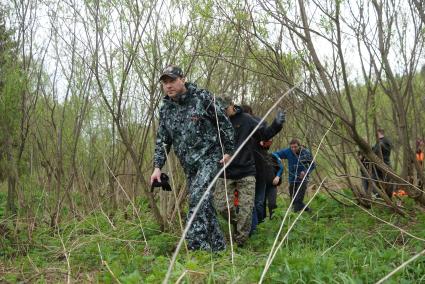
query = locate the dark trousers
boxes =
[288,182,308,212]
[250,206,258,235]
[254,179,266,223]
[250,179,266,234]
[372,166,394,198]
[361,171,370,195]
[263,184,277,218]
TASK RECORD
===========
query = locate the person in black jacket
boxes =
[214,96,285,246]
[262,144,282,220]
[358,150,372,195]
[371,128,393,198]
[373,129,392,168]
[241,105,276,230]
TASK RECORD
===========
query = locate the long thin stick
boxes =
[259,178,326,283]
[97,243,122,284]
[57,227,72,284]
[340,196,425,242]
[375,249,425,284]
[212,95,235,269]
[320,233,349,256]
[259,120,335,283]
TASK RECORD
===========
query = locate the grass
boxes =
[1,191,425,283]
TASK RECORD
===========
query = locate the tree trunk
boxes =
[6,136,17,216]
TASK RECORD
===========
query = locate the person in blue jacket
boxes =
[273,138,316,212]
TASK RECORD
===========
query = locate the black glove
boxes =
[151,173,172,192]
[275,110,286,125]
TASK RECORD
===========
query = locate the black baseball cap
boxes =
[159,65,184,81]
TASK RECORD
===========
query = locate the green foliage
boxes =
[0,190,5,217]
[319,15,334,34]
[1,0,425,282]
[0,18,25,183]
[192,0,214,19]
[1,194,424,282]
[0,61,24,135]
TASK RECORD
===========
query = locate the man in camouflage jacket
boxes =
[151,65,235,252]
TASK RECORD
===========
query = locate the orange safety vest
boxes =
[234,190,239,207]
[417,152,424,162]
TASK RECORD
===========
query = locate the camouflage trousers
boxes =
[185,160,226,252]
[214,176,256,246]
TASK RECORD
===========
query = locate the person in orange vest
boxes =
[416,139,424,188]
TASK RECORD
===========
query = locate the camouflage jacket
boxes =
[153,83,235,173]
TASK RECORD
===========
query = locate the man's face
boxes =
[290,143,300,154]
[161,76,186,98]
[225,104,236,117]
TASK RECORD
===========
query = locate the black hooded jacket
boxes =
[372,137,392,166]
[250,116,275,183]
[224,106,283,179]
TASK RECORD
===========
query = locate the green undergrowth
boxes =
[1,191,425,283]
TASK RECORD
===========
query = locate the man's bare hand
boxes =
[220,154,231,165]
[272,176,280,186]
[150,168,162,185]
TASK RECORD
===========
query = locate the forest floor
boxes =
[1,190,425,283]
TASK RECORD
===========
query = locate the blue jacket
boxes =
[273,147,316,183]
